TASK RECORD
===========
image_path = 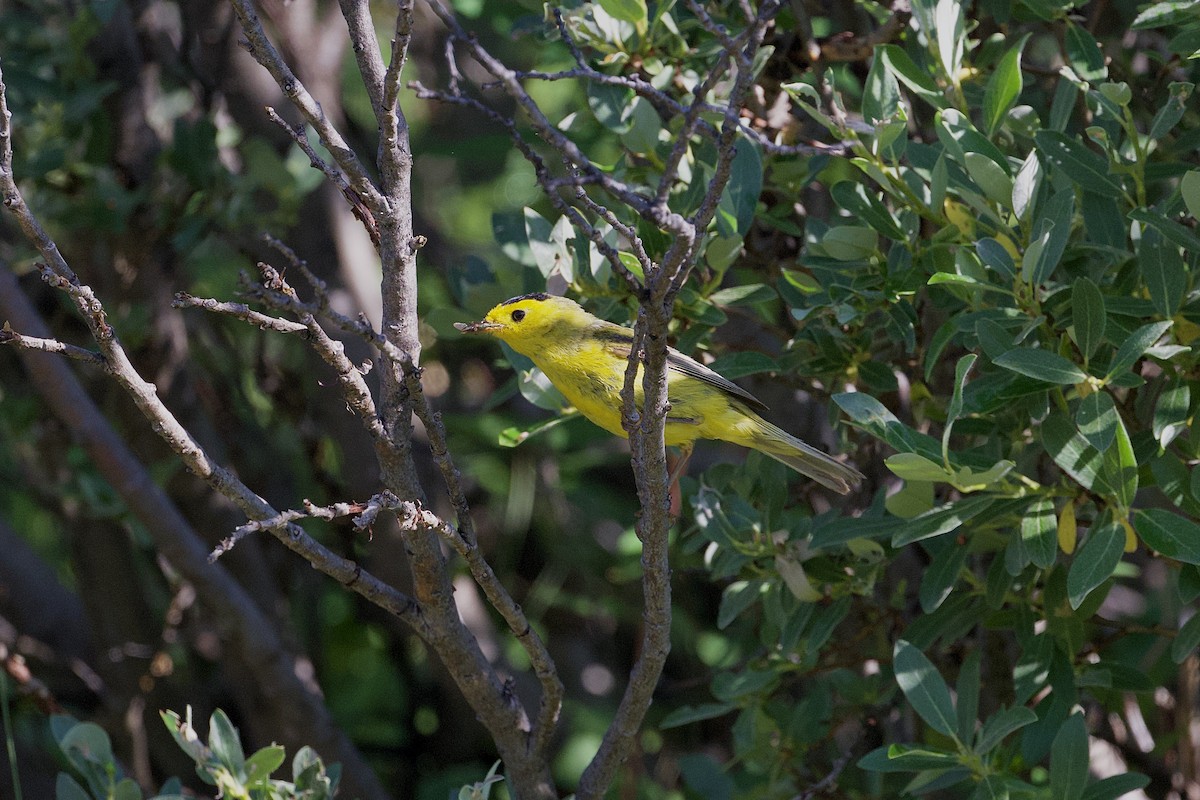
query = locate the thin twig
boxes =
[226,0,388,213]
[383,0,416,118]
[210,495,392,560]
[265,107,381,246]
[424,2,654,217]
[242,261,565,754]
[794,751,851,800]
[249,262,403,468]
[337,0,386,117]
[0,325,106,364]
[171,293,310,335]
[392,499,564,754]
[0,61,420,626]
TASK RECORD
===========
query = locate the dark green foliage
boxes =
[463,0,1200,796]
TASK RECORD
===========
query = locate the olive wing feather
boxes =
[597,329,770,414]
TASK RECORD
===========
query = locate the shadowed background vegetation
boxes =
[2,1,1200,798]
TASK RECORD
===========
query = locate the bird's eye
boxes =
[511,309,526,322]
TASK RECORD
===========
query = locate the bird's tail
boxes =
[748,418,864,495]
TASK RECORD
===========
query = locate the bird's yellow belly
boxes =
[541,361,750,447]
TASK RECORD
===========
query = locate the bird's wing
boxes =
[665,348,771,413]
[597,328,770,414]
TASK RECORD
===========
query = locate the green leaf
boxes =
[1150,81,1193,139]
[1129,207,1200,252]
[864,49,901,124]
[1098,81,1132,107]
[1104,411,1138,509]
[113,779,142,800]
[893,639,959,739]
[983,35,1029,135]
[974,706,1038,754]
[524,209,574,281]
[209,709,246,773]
[887,453,951,482]
[1049,712,1088,800]
[1179,564,1200,604]
[711,668,778,701]
[834,392,943,461]
[1134,508,1200,564]
[858,744,960,772]
[498,413,575,447]
[1070,277,1106,361]
[1081,190,1126,248]
[1064,22,1107,81]
[876,45,948,108]
[831,182,907,240]
[970,775,1012,800]
[1106,320,1173,379]
[886,479,936,518]
[56,775,91,800]
[677,754,734,800]
[1047,79,1078,132]
[58,721,115,768]
[1023,189,1074,285]
[775,555,822,602]
[1034,130,1122,194]
[717,580,765,629]
[244,745,287,784]
[1042,412,1104,491]
[596,0,647,24]
[929,272,1012,293]
[955,649,981,742]
[1153,382,1190,449]
[1076,391,1117,452]
[620,97,663,155]
[806,596,851,651]
[586,82,635,133]
[717,139,762,238]
[965,152,1014,205]
[1140,228,1185,317]
[1133,0,1200,29]
[892,495,997,546]
[951,460,1015,492]
[920,542,967,612]
[993,348,1086,384]
[937,109,1009,173]
[1181,170,1200,219]
[931,0,966,83]
[659,703,736,729]
[931,154,949,210]
[1080,774,1151,800]
[1067,519,1124,609]
[986,548,1012,608]
[821,226,878,260]
[1022,497,1058,569]
[976,237,1017,279]
[945,353,976,429]
[1012,150,1041,221]
[708,283,775,306]
[1172,611,1200,663]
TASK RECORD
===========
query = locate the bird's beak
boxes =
[454,320,500,334]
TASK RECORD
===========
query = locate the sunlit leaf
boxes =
[893,639,958,738]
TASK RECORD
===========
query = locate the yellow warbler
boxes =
[456,293,863,494]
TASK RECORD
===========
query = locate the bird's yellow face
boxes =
[454,293,592,353]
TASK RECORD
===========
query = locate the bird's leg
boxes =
[668,442,693,485]
[667,443,692,519]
